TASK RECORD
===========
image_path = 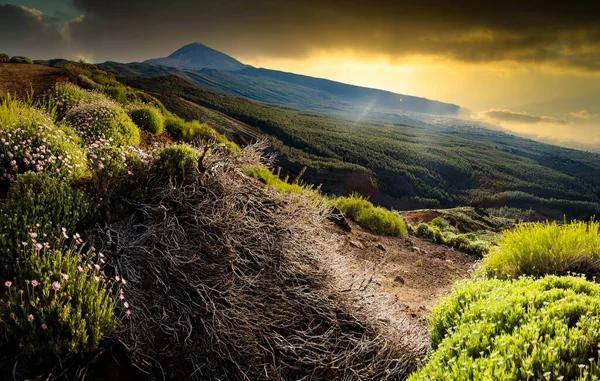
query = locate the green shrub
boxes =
[8,56,33,64]
[0,172,96,276]
[129,105,164,134]
[446,233,489,257]
[0,97,88,184]
[0,53,8,63]
[480,220,600,279]
[165,116,236,149]
[246,165,306,194]
[333,195,407,237]
[0,236,121,358]
[65,100,140,146]
[430,217,456,233]
[103,85,129,104]
[155,144,200,177]
[46,83,107,120]
[410,276,600,380]
[416,223,445,244]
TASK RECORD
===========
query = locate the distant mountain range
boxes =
[98,42,460,116]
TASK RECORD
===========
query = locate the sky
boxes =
[1,0,599,151]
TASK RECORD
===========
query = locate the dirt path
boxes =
[329,221,477,319]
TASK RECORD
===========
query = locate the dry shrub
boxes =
[90,143,422,380]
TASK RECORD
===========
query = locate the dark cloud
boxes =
[2,0,600,70]
[482,110,569,125]
[0,4,67,59]
[63,0,600,70]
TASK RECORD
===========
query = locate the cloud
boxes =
[58,0,600,70]
[0,4,68,59]
[569,109,592,120]
[480,110,569,125]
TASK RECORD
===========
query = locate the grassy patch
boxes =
[480,220,600,279]
[410,276,600,380]
[333,194,408,237]
[129,105,165,135]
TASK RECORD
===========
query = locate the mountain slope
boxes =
[100,61,460,115]
[144,42,247,71]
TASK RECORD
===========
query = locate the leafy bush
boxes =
[0,97,88,184]
[416,223,445,244]
[480,220,600,279]
[103,85,129,104]
[333,195,407,237]
[0,53,8,63]
[409,276,600,380]
[65,100,140,146]
[155,144,200,177]
[165,116,236,150]
[8,56,33,64]
[430,217,456,233]
[0,235,121,358]
[245,165,305,194]
[445,233,489,257]
[0,173,96,276]
[129,105,164,134]
[46,83,107,120]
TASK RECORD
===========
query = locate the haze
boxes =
[1,0,598,151]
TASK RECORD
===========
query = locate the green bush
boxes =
[333,195,407,237]
[46,83,107,120]
[129,105,165,134]
[0,97,88,184]
[155,144,200,177]
[165,116,236,150]
[0,53,8,63]
[409,276,600,380]
[416,223,445,244]
[65,100,140,146]
[103,85,129,104]
[0,236,121,358]
[8,56,33,64]
[430,217,456,233]
[446,233,489,257]
[246,165,306,194]
[480,220,600,279]
[0,172,96,276]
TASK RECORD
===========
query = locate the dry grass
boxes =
[89,143,424,380]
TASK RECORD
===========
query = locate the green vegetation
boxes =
[155,144,200,176]
[0,173,96,276]
[46,82,107,120]
[165,115,236,149]
[1,236,118,358]
[414,220,490,256]
[129,105,165,134]
[65,100,140,146]
[480,220,600,279]
[410,276,600,380]
[123,75,600,217]
[8,56,33,64]
[333,194,408,237]
[245,165,306,194]
[0,53,8,63]
[0,96,88,184]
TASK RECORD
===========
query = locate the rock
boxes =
[349,240,365,249]
[376,243,386,251]
[394,275,405,284]
[328,206,352,232]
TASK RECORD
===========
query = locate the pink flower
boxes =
[4,281,11,287]
[27,314,34,322]
[61,273,69,280]
[94,264,100,271]
[123,302,129,308]
[31,280,38,287]
[121,279,127,285]
[77,265,83,272]
[125,310,131,317]
[119,294,125,300]
[29,232,37,239]
[52,281,60,291]
[41,323,47,330]
[115,275,120,281]
[21,242,27,246]
[35,243,43,251]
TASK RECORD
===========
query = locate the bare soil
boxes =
[0,63,72,98]
[329,221,476,319]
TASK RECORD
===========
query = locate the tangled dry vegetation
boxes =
[90,143,424,380]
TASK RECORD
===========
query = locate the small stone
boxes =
[394,275,405,284]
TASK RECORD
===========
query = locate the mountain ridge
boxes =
[144,42,248,71]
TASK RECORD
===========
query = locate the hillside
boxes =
[119,74,600,218]
[99,57,460,115]
[144,42,248,71]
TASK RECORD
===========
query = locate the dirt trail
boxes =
[329,221,477,320]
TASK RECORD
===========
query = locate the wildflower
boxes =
[31,280,38,287]
[62,273,69,280]
[115,275,120,281]
[77,265,84,272]
[41,323,47,330]
[126,310,131,317]
[123,302,129,308]
[29,232,37,239]
[27,314,34,322]
[4,281,11,287]
[122,278,127,285]
[119,294,125,300]
[35,243,43,251]
[22,242,27,246]
[94,264,101,271]
[52,281,60,291]
[94,276,100,281]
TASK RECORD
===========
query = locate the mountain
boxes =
[102,57,460,116]
[144,42,247,71]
